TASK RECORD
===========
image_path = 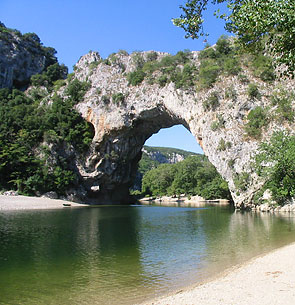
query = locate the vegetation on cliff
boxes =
[0,24,94,196]
[173,0,295,76]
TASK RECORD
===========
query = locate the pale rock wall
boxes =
[68,50,295,207]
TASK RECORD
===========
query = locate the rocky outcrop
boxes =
[2,25,294,208]
[66,49,295,208]
[0,23,48,89]
[142,146,196,164]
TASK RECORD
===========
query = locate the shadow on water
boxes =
[0,205,295,304]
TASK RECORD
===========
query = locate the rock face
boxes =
[0,23,47,88]
[142,146,196,164]
[68,49,295,208]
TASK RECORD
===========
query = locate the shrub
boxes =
[254,131,295,205]
[198,46,217,60]
[203,92,219,111]
[234,172,250,191]
[215,35,233,56]
[217,138,232,151]
[127,70,146,86]
[118,49,129,56]
[112,93,125,104]
[198,61,220,89]
[247,83,261,100]
[238,74,249,84]
[225,85,237,100]
[64,78,91,103]
[132,52,145,69]
[101,95,110,104]
[146,51,158,62]
[157,75,168,87]
[245,106,268,139]
[211,114,225,131]
[271,90,294,122]
[251,54,275,82]
[89,61,100,70]
[223,57,241,76]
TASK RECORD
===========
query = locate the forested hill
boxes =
[132,146,201,191]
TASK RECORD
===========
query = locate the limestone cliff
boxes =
[64,47,295,208]
[2,27,294,208]
[0,22,54,89]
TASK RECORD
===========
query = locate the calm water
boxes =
[1,205,295,305]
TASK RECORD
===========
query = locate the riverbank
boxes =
[139,195,230,207]
[0,194,89,210]
[141,242,295,305]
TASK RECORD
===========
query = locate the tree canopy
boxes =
[173,0,295,75]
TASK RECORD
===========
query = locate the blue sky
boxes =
[0,0,229,154]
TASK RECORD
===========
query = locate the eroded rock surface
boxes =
[0,23,48,89]
[66,50,295,208]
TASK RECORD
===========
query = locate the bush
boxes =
[247,83,261,100]
[245,106,268,139]
[146,51,158,62]
[215,35,233,56]
[234,172,250,191]
[271,90,294,122]
[203,92,219,111]
[225,85,237,100]
[223,57,241,76]
[127,70,146,86]
[211,114,225,131]
[112,93,125,104]
[198,60,220,89]
[251,54,275,82]
[157,75,168,87]
[254,131,295,205]
[64,78,91,103]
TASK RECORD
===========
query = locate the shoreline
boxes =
[0,194,89,210]
[140,242,295,305]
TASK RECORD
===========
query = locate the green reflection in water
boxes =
[0,205,295,305]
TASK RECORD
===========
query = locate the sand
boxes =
[141,242,295,305]
[0,194,89,210]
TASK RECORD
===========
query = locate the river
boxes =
[1,205,295,304]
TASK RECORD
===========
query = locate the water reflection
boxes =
[0,206,295,305]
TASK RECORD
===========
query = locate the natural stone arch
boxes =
[70,50,293,208]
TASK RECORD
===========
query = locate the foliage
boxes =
[251,54,275,82]
[31,63,68,88]
[271,89,295,122]
[254,131,295,204]
[198,60,220,88]
[211,114,225,131]
[197,36,240,89]
[141,155,231,200]
[203,91,219,111]
[64,78,91,103]
[217,138,231,151]
[127,70,146,86]
[0,88,94,195]
[247,83,261,100]
[245,106,268,139]
[173,0,295,76]
[112,93,125,104]
[128,50,198,89]
[233,172,250,192]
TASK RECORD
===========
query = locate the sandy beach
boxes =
[141,242,295,305]
[0,194,89,210]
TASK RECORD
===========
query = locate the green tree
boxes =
[173,0,295,75]
[254,131,295,205]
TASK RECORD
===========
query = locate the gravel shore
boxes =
[0,195,89,210]
[141,242,295,305]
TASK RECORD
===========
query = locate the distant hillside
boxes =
[132,146,203,191]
